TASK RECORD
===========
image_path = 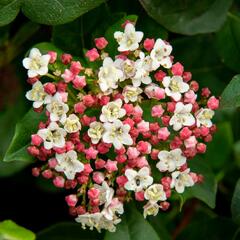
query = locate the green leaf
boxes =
[104,204,160,240]
[234,140,240,168]
[204,121,233,170]
[37,222,101,240]
[0,0,20,26]
[0,220,35,240]
[104,15,138,57]
[0,0,105,26]
[215,13,240,73]
[182,157,217,208]
[177,217,238,240]
[33,42,64,56]
[172,35,233,96]
[139,0,233,35]
[220,74,240,109]
[3,109,46,162]
[231,179,240,225]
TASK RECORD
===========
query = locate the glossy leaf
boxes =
[231,179,240,225]
[220,74,240,109]
[104,204,160,240]
[215,13,240,72]
[0,0,105,26]
[182,157,217,208]
[37,222,101,240]
[0,220,35,240]
[139,0,233,35]
[3,109,46,162]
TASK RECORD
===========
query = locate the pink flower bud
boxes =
[184,136,197,149]
[94,37,108,49]
[27,77,39,85]
[84,147,98,160]
[201,87,211,98]
[207,96,219,110]
[158,127,170,141]
[115,146,126,155]
[42,169,53,179]
[97,142,111,154]
[170,136,182,149]
[115,154,127,163]
[32,167,40,177]
[48,158,57,168]
[83,163,93,175]
[126,147,140,159]
[99,95,110,105]
[57,82,67,92]
[136,141,151,154]
[171,62,184,76]
[27,146,39,156]
[137,120,149,133]
[53,176,65,188]
[105,160,118,172]
[77,175,89,184]
[161,115,170,126]
[65,194,78,207]
[151,105,164,118]
[74,102,86,114]
[93,172,105,184]
[82,95,95,107]
[180,127,192,140]
[150,149,159,160]
[116,175,128,187]
[61,69,75,83]
[190,81,199,92]
[161,177,171,190]
[72,75,86,89]
[183,72,192,82]
[44,82,56,95]
[204,134,212,142]
[70,61,82,75]
[88,188,100,200]
[76,206,86,215]
[154,70,166,82]
[123,103,134,115]
[143,38,155,51]
[200,126,209,137]
[31,134,43,146]
[61,53,72,65]
[160,201,170,211]
[135,191,145,201]
[135,156,148,168]
[95,159,106,169]
[184,90,197,104]
[196,143,207,153]
[48,51,57,63]
[85,48,99,62]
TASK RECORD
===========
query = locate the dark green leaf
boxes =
[182,157,217,208]
[220,74,240,109]
[177,217,238,240]
[33,42,64,56]
[104,204,160,240]
[0,220,35,240]
[231,179,240,225]
[3,109,46,162]
[0,0,20,26]
[204,121,233,170]
[37,222,101,240]
[139,0,233,35]
[215,13,240,72]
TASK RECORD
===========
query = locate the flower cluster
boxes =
[24,21,219,232]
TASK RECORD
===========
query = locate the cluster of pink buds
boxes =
[23,21,219,232]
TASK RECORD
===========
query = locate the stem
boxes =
[46,73,58,81]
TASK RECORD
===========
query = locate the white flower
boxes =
[162,76,189,101]
[22,48,50,78]
[100,99,126,122]
[37,122,66,150]
[114,58,136,81]
[144,184,167,203]
[94,181,114,206]
[75,212,103,231]
[171,168,194,193]
[156,148,186,172]
[169,102,195,131]
[150,39,172,69]
[114,23,143,52]
[46,93,69,124]
[25,81,51,108]
[143,202,159,218]
[98,57,123,93]
[123,85,143,103]
[102,120,133,149]
[88,121,104,144]
[102,198,124,221]
[64,114,81,133]
[132,53,152,87]
[55,150,84,180]
[124,167,153,192]
[196,108,214,128]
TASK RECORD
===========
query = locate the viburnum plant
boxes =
[23,20,219,232]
